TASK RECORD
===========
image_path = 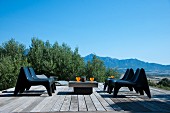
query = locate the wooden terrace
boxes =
[0,83,170,113]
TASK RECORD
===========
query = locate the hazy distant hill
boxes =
[84,54,170,74]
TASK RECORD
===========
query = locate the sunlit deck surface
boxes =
[0,83,170,113]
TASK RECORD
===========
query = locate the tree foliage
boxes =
[85,55,106,82]
[157,78,170,87]
[28,38,85,80]
[0,38,120,90]
[0,39,29,90]
[148,78,170,90]
[84,55,120,82]
[105,68,120,79]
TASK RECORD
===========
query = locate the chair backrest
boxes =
[129,68,140,83]
[15,67,28,85]
[23,67,35,81]
[125,68,134,81]
[129,68,149,86]
[29,67,39,79]
[121,69,130,80]
[136,68,149,87]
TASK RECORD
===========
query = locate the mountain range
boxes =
[84,54,170,75]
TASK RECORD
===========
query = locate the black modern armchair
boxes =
[112,68,151,98]
[103,69,130,91]
[28,67,56,90]
[108,68,134,93]
[14,67,55,96]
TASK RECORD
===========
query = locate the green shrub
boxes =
[0,56,15,90]
[148,78,170,91]
[157,78,170,87]
[0,39,29,90]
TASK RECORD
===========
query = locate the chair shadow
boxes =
[100,94,127,98]
[96,91,106,93]
[0,93,42,97]
[57,91,75,95]
[97,90,142,98]
[0,90,45,97]
[56,91,95,95]
[2,90,45,93]
[152,94,170,101]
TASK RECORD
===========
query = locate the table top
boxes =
[69,81,98,87]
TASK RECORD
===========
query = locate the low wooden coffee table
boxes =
[69,81,98,94]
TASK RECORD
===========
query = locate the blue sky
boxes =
[0,0,170,65]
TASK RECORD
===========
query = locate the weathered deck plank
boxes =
[0,97,22,112]
[40,94,61,112]
[51,95,65,111]
[93,89,115,111]
[97,84,123,111]
[84,95,96,111]
[60,95,71,111]
[1,97,28,113]
[12,97,37,112]
[90,93,106,111]
[78,95,87,111]
[70,95,78,111]
[30,96,52,112]
[21,97,45,112]
[0,83,170,112]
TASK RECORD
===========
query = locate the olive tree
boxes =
[0,39,28,90]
